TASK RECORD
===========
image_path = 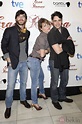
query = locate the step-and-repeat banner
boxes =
[0,0,82,89]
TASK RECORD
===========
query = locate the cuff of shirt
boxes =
[4,53,9,59]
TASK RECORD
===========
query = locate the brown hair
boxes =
[15,9,27,19]
[38,18,50,32]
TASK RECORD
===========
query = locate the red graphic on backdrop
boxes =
[28,15,40,28]
[0,16,14,30]
[63,22,71,28]
[0,15,71,30]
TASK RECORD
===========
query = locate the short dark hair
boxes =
[15,9,27,19]
[51,11,63,20]
[38,18,50,32]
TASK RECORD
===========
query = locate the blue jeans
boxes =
[5,61,28,108]
[27,57,45,104]
[49,60,69,102]
[39,66,45,94]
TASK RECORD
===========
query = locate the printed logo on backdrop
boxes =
[28,15,40,28]
[0,15,40,30]
[0,15,72,30]
[11,0,24,8]
[53,1,70,7]
[77,53,82,59]
[0,56,7,84]
[32,0,45,8]
[58,116,80,124]
[77,26,82,32]
[0,56,20,84]
[76,75,82,81]
[78,1,82,8]
[69,64,77,71]
[0,16,14,30]
[47,64,77,71]
[0,1,3,7]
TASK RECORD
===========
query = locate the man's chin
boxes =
[16,21,26,26]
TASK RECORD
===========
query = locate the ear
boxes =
[40,27,43,32]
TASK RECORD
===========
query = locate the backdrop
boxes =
[0,0,82,90]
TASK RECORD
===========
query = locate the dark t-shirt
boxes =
[47,26,70,68]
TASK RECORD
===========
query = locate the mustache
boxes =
[16,20,26,25]
[18,19,24,21]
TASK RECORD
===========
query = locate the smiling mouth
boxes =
[19,20,23,21]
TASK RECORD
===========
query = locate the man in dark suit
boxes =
[1,9,31,119]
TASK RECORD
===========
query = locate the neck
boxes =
[17,24,25,29]
[58,28,61,33]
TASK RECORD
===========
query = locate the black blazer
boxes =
[1,26,30,69]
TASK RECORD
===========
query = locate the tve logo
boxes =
[77,53,82,59]
[11,0,24,8]
[76,75,82,81]
[77,26,82,32]
[78,1,82,8]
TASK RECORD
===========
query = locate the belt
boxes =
[29,55,41,60]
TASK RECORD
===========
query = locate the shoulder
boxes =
[26,30,30,37]
[62,27,70,36]
[48,27,53,34]
[48,27,57,35]
[27,29,30,34]
[40,32,47,38]
[62,27,68,32]
[48,27,58,40]
[37,32,46,41]
[35,33,43,44]
[4,25,17,32]
[3,26,16,36]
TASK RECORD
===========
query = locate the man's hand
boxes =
[67,36,72,40]
[45,48,50,54]
[5,57,11,63]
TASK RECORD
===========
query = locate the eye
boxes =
[53,20,56,22]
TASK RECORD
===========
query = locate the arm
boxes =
[37,49,46,58]
[67,36,72,40]
[37,47,50,57]
[39,49,45,58]
[45,48,50,54]
[36,34,50,57]
[1,28,11,62]
[52,43,63,54]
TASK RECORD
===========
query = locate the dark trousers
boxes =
[49,60,69,102]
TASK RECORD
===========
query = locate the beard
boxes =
[16,20,26,26]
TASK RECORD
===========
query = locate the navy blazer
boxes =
[1,26,30,69]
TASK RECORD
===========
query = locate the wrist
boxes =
[7,62,11,66]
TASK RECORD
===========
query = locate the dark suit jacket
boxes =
[1,26,30,69]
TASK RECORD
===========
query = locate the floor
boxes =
[0,94,82,124]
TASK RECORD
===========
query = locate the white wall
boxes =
[0,0,82,90]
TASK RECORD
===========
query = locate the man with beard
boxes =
[1,9,31,119]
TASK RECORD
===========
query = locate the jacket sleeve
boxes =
[1,28,10,55]
[26,30,30,56]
